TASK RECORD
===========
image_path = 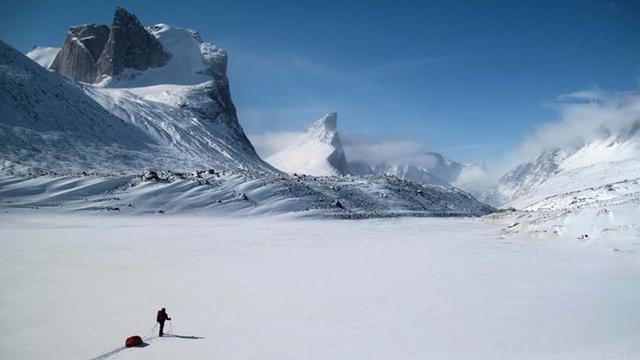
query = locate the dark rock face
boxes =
[50,24,110,83]
[51,7,170,83]
[95,7,170,81]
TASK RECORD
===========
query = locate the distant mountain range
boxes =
[4,6,637,221]
[0,7,493,217]
[480,94,640,211]
[261,112,487,193]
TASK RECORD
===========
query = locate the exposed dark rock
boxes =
[95,7,170,81]
[142,170,159,181]
[200,42,228,80]
[50,8,170,83]
[50,24,110,83]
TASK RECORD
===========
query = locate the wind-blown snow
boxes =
[267,113,349,176]
[25,46,60,68]
[1,215,639,359]
[483,93,640,209]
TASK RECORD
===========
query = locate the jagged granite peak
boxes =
[267,112,349,176]
[95,7,170,82]
[50,24,110,83]
[17,9,268,172]
[43,8,230,86]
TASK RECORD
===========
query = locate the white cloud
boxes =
[517,91,640,160]
[341,134,437,167]
[556,88,608,102]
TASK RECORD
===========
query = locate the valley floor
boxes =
[0,215,639,359]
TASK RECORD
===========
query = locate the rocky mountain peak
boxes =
[305,112,340,146]
[310,112,338,131]
[50,7,170,84]
[95,7,170,82]
[266,113,348,176]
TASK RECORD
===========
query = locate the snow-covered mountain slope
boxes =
[0,40,161,174]
[82,80,265,172]
[80,9,267,172]
[6,8,269,174]
[482,93,640,212]
[2,40,267,174]
[484,134,640,209]
[267,113,349,176]
[2,8,496,218]
[485,170,640,243]
[0,171,494,217]
[25,46,59,68]
[501,154,640,211]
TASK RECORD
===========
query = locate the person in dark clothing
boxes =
[157,308,171,337]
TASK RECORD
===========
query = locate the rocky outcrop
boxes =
[200,42,228,79]
[95,7,170,82]
[50,7,170,83]
[50,24,109,83]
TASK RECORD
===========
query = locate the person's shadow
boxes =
[166,334,205,340]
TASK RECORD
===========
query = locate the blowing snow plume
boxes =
[483,91,640,207]
[266,112,349,176]
[518,91,640,162]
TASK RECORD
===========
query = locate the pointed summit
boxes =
[304,112,341,147]
[267,113,348,176]
[95,7,170,81]
[308,112,338,132]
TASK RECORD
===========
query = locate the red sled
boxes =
[125,335,143,347]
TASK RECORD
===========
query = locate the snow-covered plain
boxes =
[1,215,639,359]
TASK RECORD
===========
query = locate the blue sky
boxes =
[1,0,638,164]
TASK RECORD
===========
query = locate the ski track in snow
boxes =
[1,215,639,359]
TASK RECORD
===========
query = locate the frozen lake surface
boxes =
[1,215,638,359]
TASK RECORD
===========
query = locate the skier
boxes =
[156,308,171,337]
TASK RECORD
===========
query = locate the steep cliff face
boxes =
[50,24,110,83]
[20,7,266,172]
[49,8,170,84]
[95,7,170,82]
